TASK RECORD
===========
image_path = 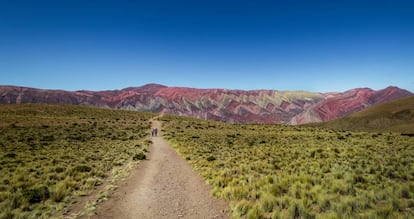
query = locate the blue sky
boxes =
[0,0,413,92]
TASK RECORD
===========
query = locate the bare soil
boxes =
[89,120,230,219]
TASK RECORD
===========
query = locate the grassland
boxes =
[315,96,414,133]
[161,115,414,218]
[0,104,153,219]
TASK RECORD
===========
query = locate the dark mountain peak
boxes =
[379,85,411,93]
[139,83,168,89]
[369,86,412,105]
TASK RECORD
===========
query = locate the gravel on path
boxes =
[91,120,230,219]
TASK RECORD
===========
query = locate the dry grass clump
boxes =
[0,104,153,218]
[161,115,414,218]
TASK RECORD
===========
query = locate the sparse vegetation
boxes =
[161,115,414,218]
[0,104,153,218]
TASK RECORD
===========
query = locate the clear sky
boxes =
[0,0,413,92]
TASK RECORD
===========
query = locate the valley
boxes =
[1,102,413,218]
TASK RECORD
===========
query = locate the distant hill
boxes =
[314,96,414,133]
[290,86,413,124]
[0,84,412,124]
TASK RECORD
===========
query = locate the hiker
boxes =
[150,128,154,137]
[154,128,158,137]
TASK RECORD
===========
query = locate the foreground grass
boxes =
[161,115,414,218]
[0,104,153,218]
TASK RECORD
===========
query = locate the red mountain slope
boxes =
[290,86,413,124]
[0,84,412,124]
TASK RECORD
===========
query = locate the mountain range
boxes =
[0,84,412,124]
[315,96,414,133]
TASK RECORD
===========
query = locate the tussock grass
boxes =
[0,104,153,218]
[161,115,414,218]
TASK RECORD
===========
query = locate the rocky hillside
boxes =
[290,86,413,124]
[314,96,414,133]
[0,84,412,124]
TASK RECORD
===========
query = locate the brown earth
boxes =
[88,120,230,219]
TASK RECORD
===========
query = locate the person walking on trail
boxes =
[150,128,158,137]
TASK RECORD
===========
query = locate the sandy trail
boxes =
[90,120,230,219]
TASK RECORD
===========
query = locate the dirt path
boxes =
[90,120,230,219]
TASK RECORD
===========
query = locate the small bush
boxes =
[337,136,346,140]
[74,165,92,173]
[206,156,216,162]
[41,135,55,141]
[133,152,146,161]
[260,193,277,212]
[4,153,17,158]
[247,204,263,219]
[233,200,252,218]
[52,180,71,202]
[23,186,50,203]
[55,167,65,173]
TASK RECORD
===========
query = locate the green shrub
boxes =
[74,165,92,173]
[52,180,70,202]
[260,193,277,212]
[206,156,216,161]
[4,153,17,158]
[133,152,146,161]
[247,204,263,219]
[23,186,50,203]
[233,200,252,218]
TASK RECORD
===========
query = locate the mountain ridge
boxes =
[313,96,414,133]
[0,84,412,124]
